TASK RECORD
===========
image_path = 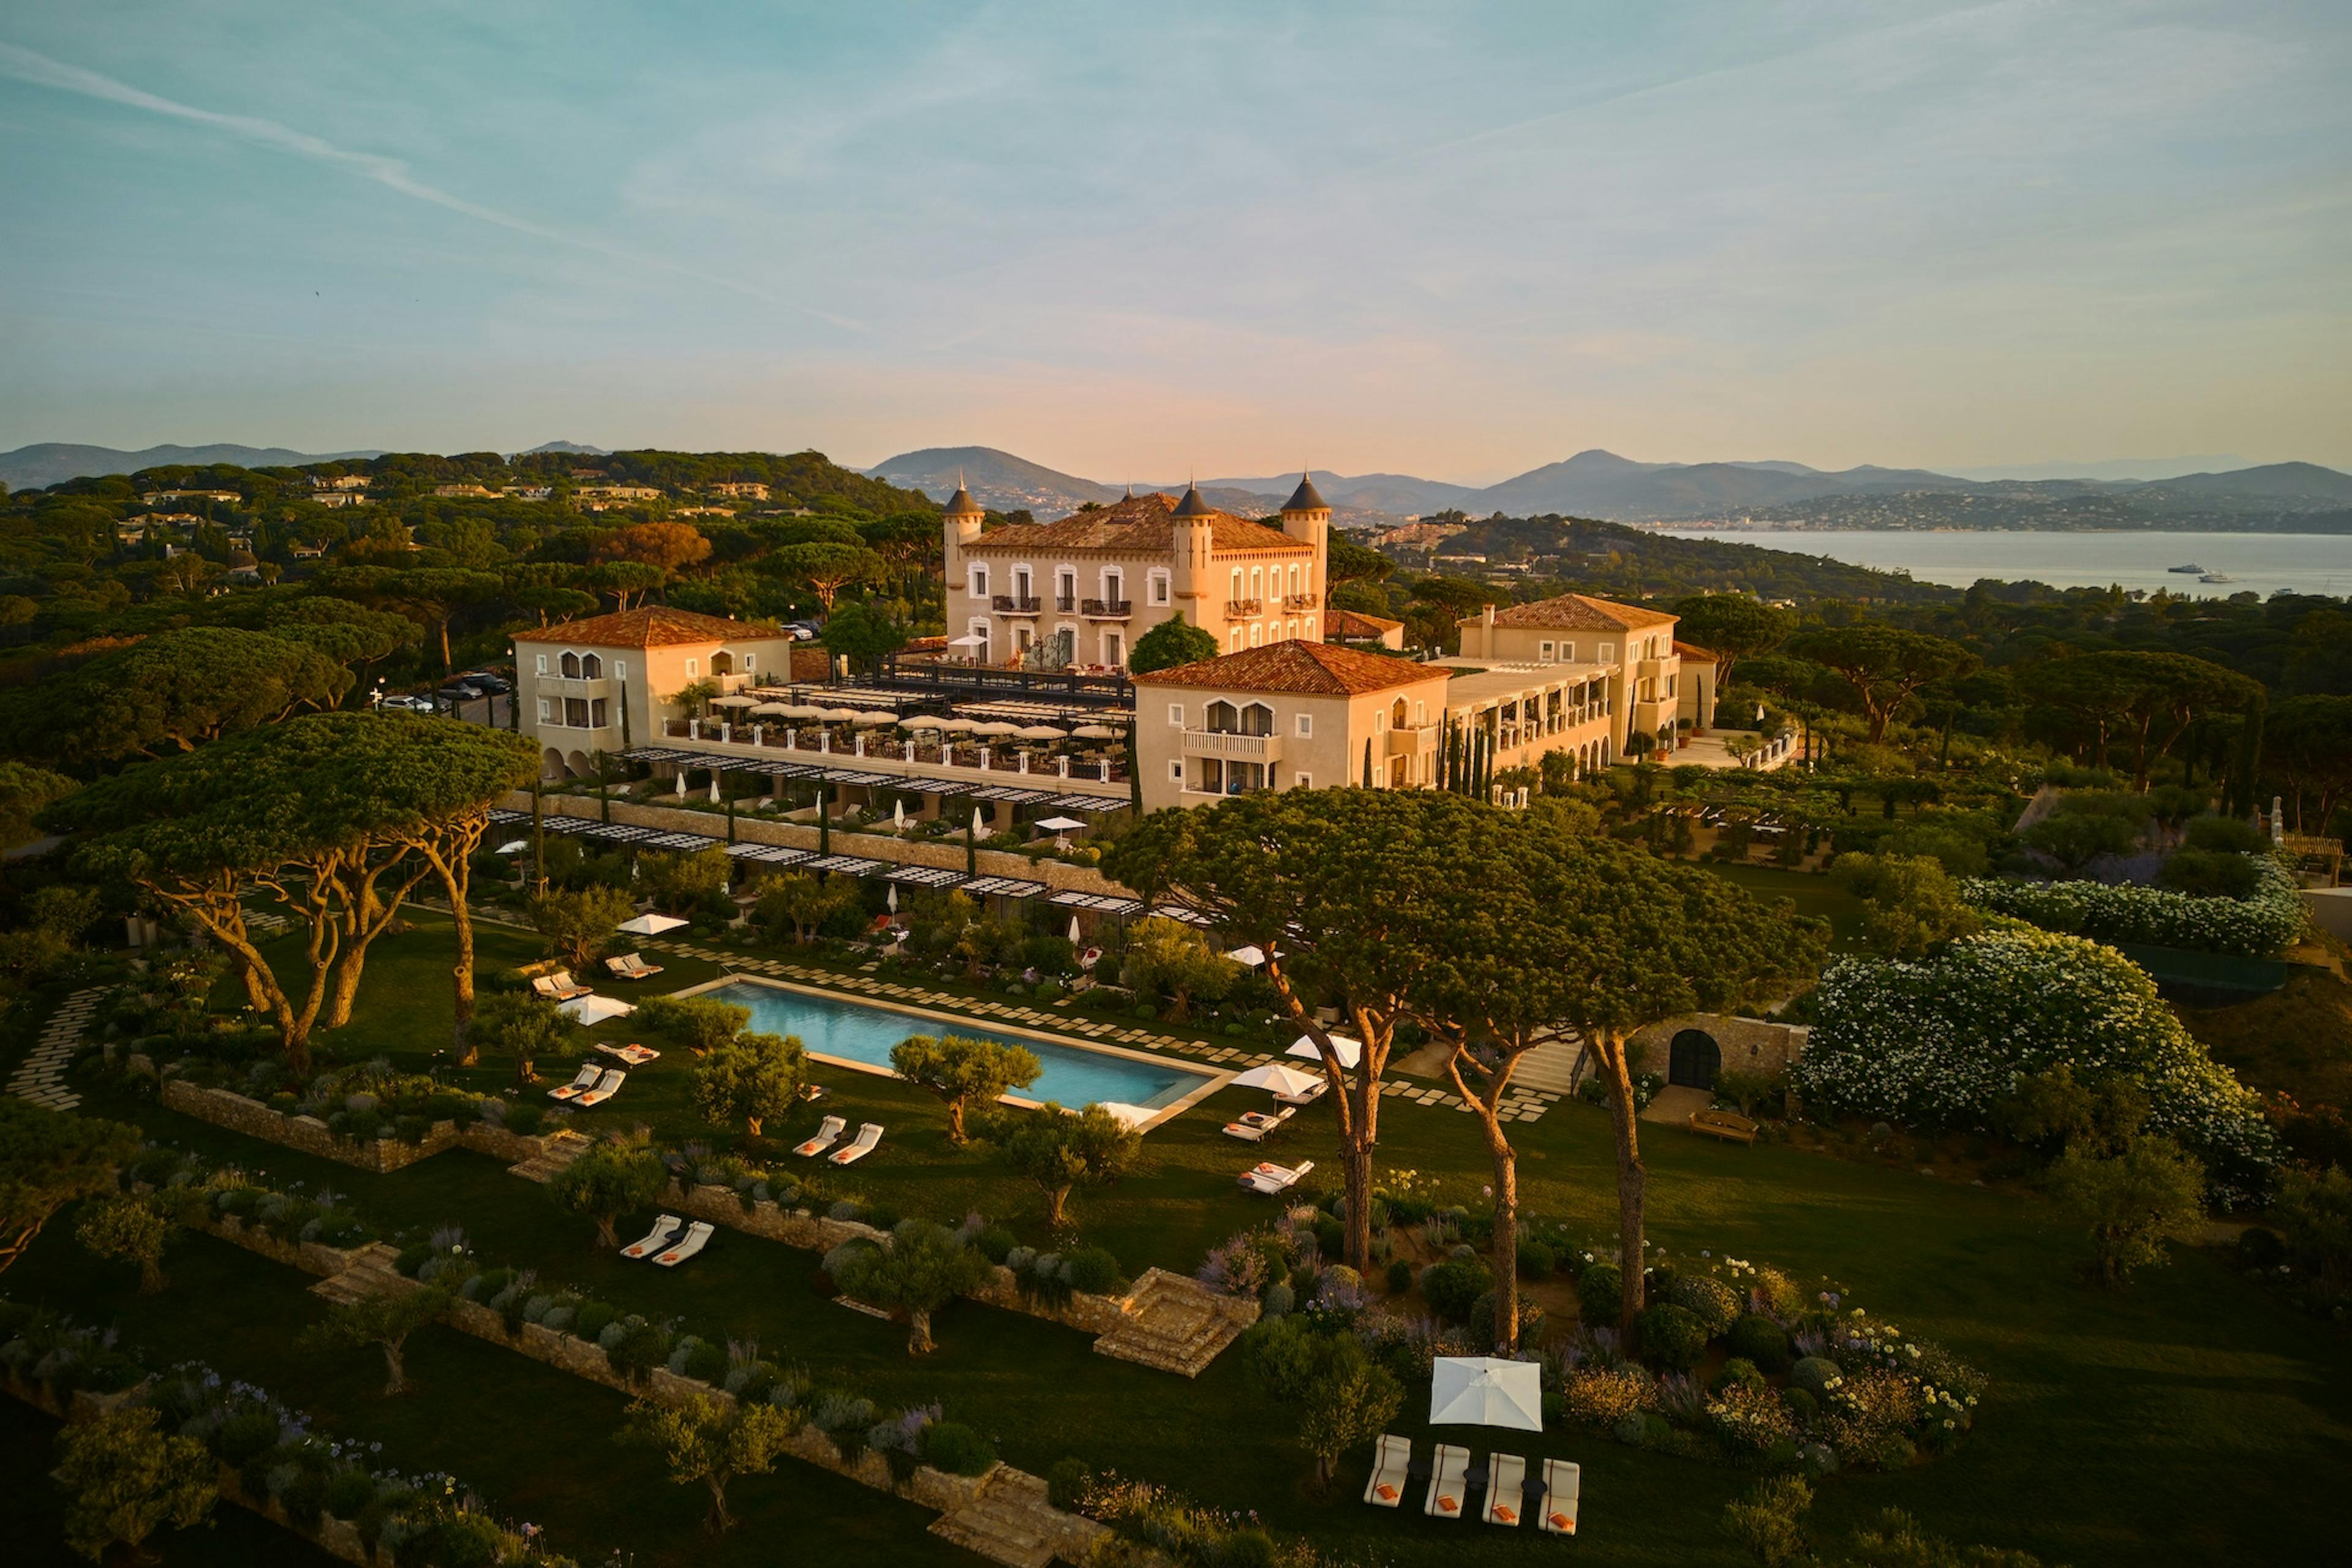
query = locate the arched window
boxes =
[1240,703,1274,736]
[1392,698,1408,728]
[559,651,581,678]
[1206,701,1238,733]
[580,653,602,679]
[710,650,735,676]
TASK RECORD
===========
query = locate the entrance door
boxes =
[1667,1029,1721,1090]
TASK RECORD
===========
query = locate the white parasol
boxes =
[1287,1034,1363,1069]
[1428,1356,1542,1431]
[710,694,755,708]
[559,993,636,1026]
[1232,1062,1322,1096]
[1036,816,1086,832]
[616,913,689,935]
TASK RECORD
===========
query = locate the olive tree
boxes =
[551,1140,669,1248]
[76,1193,175,1293]
[980,1103,1139,1229]
[620,1393,797,1534]
[692,1031,808,1139]
[0,1100,140,1276]
[831,1219,996,1354]
[891,1033,1041,1143]
[301,1284,453,1395]
[55,1405,216,1564]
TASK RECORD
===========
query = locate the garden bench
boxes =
[1687,1108,1758,1145]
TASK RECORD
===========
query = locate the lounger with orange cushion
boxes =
[1483,1452,1526,1526]
[1423,1444,1469,1519]
[792,1115,845,1158]
[1538,1457,1580,1535]
[1362,1433,1411,1507]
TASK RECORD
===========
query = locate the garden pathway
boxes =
[8,986,102,1111]
[1640,1084,1714,1126]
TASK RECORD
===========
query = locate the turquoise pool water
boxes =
[702,981,1217,1112]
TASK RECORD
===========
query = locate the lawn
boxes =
[1698,862,1869,951]
[12,914,2352,1567]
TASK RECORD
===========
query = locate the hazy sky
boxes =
[3,1,2346,482]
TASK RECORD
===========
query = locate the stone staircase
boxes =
[1510,1030,1587,1096]
[1091,1268,1254,1378]
[928,1468,1065,1568]
[507,1129,591,1183]
[307,1243,413,1307]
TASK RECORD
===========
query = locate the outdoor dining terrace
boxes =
[659,709,1133,792]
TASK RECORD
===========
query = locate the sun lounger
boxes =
[1363,1433,1411,1507]
[572,1068,626,1107]
[828,1123,883,1166]
[531,971,592,1002]
[594,1042,660,1066]
[1483,1453,1526,1526]
[605,952,665,981]
[1538,1458,1580,1536]
[652,1220,715,1268]
[547,1063,602,1101]
[1273,1077,1329,1107]
[1424,1443,1470,1519]
[620,1214,685,1260]
[1238,1159,1314,1194]
[1223,1107,1295,1142]
[793,1115,846,1158]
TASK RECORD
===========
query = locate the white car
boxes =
[379,695,439,714]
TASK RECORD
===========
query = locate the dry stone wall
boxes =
[160,1079,550,1174]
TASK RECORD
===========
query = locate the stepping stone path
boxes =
[929,1467,1079,1568]
[1092,1268,1256,1379]
[9,986,104,1111]
[506,1129,592,1183]
[307,1243,414,1307]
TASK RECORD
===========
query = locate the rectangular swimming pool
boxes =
[698,980,1221,1113]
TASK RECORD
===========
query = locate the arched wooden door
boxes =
[1668,1028,1721,1090]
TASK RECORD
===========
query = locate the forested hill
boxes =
[1378,513,1961,605]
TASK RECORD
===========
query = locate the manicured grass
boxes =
[35,918,2352,1568]
[1698,862,1869,950]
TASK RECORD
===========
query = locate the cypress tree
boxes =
[1362,737,1373,787]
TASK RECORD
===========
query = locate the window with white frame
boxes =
[1250,623,1262,647]
[685,658,699,676]
[560,650,581,677]
[1599,643,1613,663]
[581,653,601,678]
[1294,772,1312,789]
[1561,641,1575,662]
[1374,708,1388,733]
[742,653,755,671]
[1296,713,1313,737]
[613,660,627,682]
[1539,640,1555,661]
[534,654,548,674]
[1148,570,1169,606]
[1168,703,1185,727]
[970,564,989,598]
[1230,567,1243,600]
[537,697,553,722]
[1169,760,1185,782]
[1229,627,1243,652]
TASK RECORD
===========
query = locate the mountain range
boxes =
[868,445,2352,529]
[0,442,382,491]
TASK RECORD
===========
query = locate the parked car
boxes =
[437,682,484,702]
[783,620,823,641]
[380,694,437,714]
[462,671,512,695]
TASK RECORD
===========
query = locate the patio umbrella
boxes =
[972,722,1020,737]
[616,913,689,935]
[1068,914,1082,944]
[1232,1062,1321,1096]
[710,694,755,708]
[1071,723,1121,740]
[937,717,979,733]
[892,799,907,829]
[560,994,636,1026]
[853,710,895,726]
[1036,816,1087,832]
[1017,724,1068,741]
[709,776,720,802]
[674,772,687,797]
[901,715,946,729]
[748,702,793,717]
[887,884,899,914]
[1288,1033,1363,1069]
[1225,944,1274,967]
[815,707,862,722]
[494,839,529,856]
[1428,1357,1542,1432]
[947,633,987,647]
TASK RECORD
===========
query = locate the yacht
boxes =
[2199,572,2236,584]
[2166,563,2205,574]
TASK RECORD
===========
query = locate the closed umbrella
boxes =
[1068,914,1082,944]
[709,776,720,803]
[887,884,899,914]
[1288,1034,1363,1069]
[1428,1357,1542,1431]
[674,772,687,798]
[892,799,907,829]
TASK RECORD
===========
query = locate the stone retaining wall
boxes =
[1626,1011,1808,1078]
[198,1212,371,1279]
[161,1079,549,1174]
[669,1180,1131,1336]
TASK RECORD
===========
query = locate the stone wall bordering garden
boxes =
[1627,1012,1809,1079]
[160,1079,548,1174]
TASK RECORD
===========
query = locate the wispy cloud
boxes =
[0,40,863,330]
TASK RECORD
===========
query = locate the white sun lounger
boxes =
[620,1214,685,1260]
[1223,1107,1296,1142]
[531,971,592,1002]
[793,1115,846,1158]
[1424,1443,1470,1520]
[1363,1433,1411,1507]
[651,1221,714,1268]
[1539,1458,1580,1536]
[1273,1077,1329,1107]
[1483,1452,1526,1527]
[547,1063,601,1101]
[594,1042,660,1066]
[827,1123,883,1166]
[572,1068,626,1107]
[1238,1159,1313,1194]
[605,951,664,981]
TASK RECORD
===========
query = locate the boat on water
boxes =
[2167,564,2206,574]
[2200,572,2237,584]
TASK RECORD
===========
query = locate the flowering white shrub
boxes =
[1792,928,2278,1194]
[1958,856,2304,957]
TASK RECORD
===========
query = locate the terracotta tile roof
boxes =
[1472,592,1677,632]
[1673,639,1719,663]
[1133,638,1441,696]
[1328,608,1404,636]
[962,490,1310,557]
[521,606,783,649]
